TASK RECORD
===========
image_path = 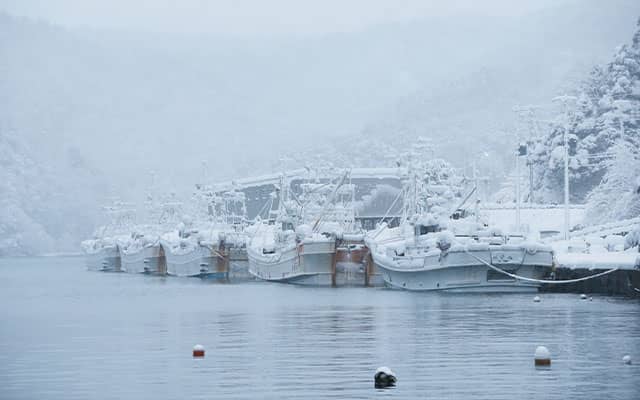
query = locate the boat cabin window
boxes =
[416,224,439,236]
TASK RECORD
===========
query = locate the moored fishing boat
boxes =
[366,150,553,292]
[81,199,136,272]
[367,220,553,292]
[247,171,365,286]
[161,186,248,278]
[118,232,165,274]
[82,239,121,272]
[247,223,336,285]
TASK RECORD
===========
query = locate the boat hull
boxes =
[248,241,336,286]
[373,247,552,292]
[120,245,164,274]
[163,244,224,278]
[85,246,121,272]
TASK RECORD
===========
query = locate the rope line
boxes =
[464,250,619,284]
[378,187,404,226]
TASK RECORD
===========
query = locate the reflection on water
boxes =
[0,256,638,399]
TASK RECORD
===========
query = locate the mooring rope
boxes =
[464,250,619,284]
[378,187,404,226]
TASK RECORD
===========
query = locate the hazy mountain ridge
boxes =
[1,1,639,254]
[0,130,108,255]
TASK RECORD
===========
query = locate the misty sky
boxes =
[1,0,568,36]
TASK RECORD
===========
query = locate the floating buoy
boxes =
[374,367,397,388]
[534,346,551,367]
[623,355,632,365]
[580,294,587,300]
[533,296,541,303]
[192,344,205,358]
[589,296,593,301]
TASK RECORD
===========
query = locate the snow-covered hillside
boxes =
[1,1,639,255]
[530,18,640,223]
[0,131,107,255]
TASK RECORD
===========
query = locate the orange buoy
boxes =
[193,344,205,358]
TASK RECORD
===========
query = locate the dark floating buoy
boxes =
[534,346,551,367]
[193,344,205,358]
[374,367,397,388]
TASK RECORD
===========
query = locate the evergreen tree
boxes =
[532,18,640,204]
[585,140,640,224]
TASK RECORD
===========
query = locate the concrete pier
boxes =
[541,268,640,297]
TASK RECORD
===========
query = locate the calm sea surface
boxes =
[1,256,638,399]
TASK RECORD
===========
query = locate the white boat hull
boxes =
[85,246,121,272]
[373,247,552,292]
[120,245,164,274]
[248,241,336,286]
[162,244,222,278]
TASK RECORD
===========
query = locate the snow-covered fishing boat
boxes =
[161,236,218,277]
[247,171,363,285]
[82,239,121,272]
[114,188,182,275]
[118,232,165,274]
[367,220,553,292]
[366,153,553,292]
[161,186,248,278]
[247,223,337,285]
[81,199,136,272]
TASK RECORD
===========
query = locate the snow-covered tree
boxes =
[532,18,640,204]
[625,225,640,250]
[585,140,640,224]
[0,129,108,255]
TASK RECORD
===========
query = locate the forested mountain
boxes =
[1,1,639,254]
[0,131,107,255]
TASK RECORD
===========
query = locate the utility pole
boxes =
[553,95,576,241]
[513,105,542,205]
[515,150,521,232]
[473,160,479,226]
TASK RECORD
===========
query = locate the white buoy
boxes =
[374,366,397,388]
[533,296,541,302]
[623,355,632,365]
[589,296,593,301]
[192,344,205,358]
[580,294,587,300]
[534,346,551,366]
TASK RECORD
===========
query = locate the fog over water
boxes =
[1,0,639,254]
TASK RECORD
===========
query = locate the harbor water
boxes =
[0,256,638,399]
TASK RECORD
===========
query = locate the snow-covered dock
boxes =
[555,251,639,271]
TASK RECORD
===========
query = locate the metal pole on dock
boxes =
[331,242,337,288]
[473,160,479,226]
[216,241,229,278]
[563,124,570,240]
[552,95,576,241]
[515,150,521,232]
[364,249,371,287]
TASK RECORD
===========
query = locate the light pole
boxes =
[471,151,490,227]
[552,95,576,241]
[513,105,543,205]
